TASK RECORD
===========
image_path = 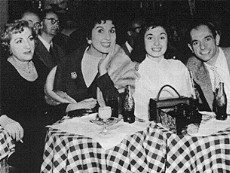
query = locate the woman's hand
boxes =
[0,115,24,141]
[77,98,97,109]
[5,122,24,141]
[66,98,97,112]
[98,44,115,76]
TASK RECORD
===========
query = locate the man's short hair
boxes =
[127,17,145,32]
[39,9,58,21]
[21,10,39,19]
[186,18,219,45]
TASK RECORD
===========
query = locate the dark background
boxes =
[7,0,230,46]
[1,0,230,109]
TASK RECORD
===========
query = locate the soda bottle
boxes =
[122,85,135,123]
[214,82,227,120]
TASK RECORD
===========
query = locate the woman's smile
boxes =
[101,42,111,48]
[151,47,162,52]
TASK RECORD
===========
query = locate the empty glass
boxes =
[98,106,112,135]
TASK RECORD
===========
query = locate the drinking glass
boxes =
[98,106,112,135]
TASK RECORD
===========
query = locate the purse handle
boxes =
[156,85,181,101]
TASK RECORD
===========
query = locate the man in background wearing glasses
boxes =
[35,9,65,70]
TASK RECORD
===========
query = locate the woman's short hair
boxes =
[0,20,35,51]
[131,17,172,62]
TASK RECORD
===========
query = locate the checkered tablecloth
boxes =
[0,127,14,160]
[165,127,230,173]
[40,120,230,173]
[0,127,15,173]
[41,123,167,173]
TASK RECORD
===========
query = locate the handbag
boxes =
[149,85,201,134]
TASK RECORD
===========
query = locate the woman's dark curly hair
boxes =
[131,17,181,63]
[84,11,116,41]
[0,20,35,52]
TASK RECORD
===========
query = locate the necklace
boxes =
[8,56,38,81]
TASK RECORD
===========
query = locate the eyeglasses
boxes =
[44,18,59,25]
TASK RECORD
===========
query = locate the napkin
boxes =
[191,114,230,136]
[47,114,149,150]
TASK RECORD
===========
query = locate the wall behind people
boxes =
[0,0,8,27]
[0,0,9,113]
[8,0,36,22]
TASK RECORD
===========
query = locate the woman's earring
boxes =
[87,40,92,44]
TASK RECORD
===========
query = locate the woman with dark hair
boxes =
[133,18,193,121]
[131,17,184,63]
[45,12,138,111]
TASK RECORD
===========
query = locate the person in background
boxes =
[0,20,94,173]
[133,18,193,121]
[186,18,230,112]
[66,24,88,54]
[121,17,145,62]
[21,10,41,35]
[52,7,77,53]
[53,18,77,53]
[35,9,65,70]
[45,11,138,113]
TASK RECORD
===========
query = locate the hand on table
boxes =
[5,122,24,141]
[66,98,97,112]
[0,115,24,141]
[77,98,97,109]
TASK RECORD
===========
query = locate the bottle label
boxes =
[124,98,134,111]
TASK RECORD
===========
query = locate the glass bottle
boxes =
[213,82,227,120]
[122,85,135,123]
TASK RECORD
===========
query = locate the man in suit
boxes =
[186,18,230,113]
[121,17,145,62]
[35,9,65,70]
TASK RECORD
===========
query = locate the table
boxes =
[41,121,230,173]
[0,127,15,173]
[165,127,230,173]
[41,123,168,173]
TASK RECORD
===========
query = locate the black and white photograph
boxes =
[0,0,230,172]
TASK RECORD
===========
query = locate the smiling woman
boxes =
[44,11,138,114]
[86,20,116,59]
[133,18,194,121]
[144,25,168,61]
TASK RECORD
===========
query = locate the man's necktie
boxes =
[210,66,221,91]
[49,46,56,62]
